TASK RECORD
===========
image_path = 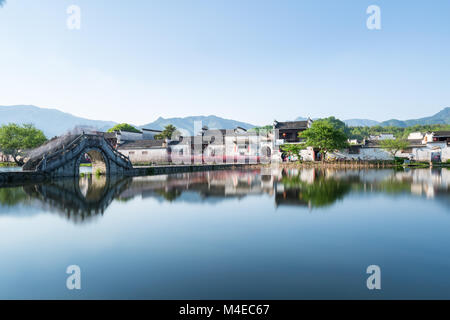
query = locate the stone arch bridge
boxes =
[23,134,133,177]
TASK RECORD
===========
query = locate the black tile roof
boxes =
[103,132,117,139]
[433,131,450,137]
[274,121,309,129]
[407,139,424,146]
[142,128,162,133]
[365,139,424,148]
[118,139,166,150]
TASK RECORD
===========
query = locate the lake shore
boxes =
[259,161,450,169]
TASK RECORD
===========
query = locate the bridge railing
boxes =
[102,136,132,166]
[35,133,132,171]
[35,134,85,170]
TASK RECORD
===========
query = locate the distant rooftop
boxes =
[433,131,450,137]
[273,120,310,130]
[142,128,162,133]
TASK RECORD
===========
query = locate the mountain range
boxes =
[0,105,255,137]
[296,107,450,127]
[139,115,254,135]
[1,105,449,138]
[0,105,116,138]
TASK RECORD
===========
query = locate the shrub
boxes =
[394,157,404,165]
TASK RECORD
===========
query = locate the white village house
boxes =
[101,122,450,164]
[270,120,450,162]
[329,131,450,162]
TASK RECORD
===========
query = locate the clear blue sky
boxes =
[0,0,449,125]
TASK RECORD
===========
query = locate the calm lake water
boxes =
[0,167,22,172]
[0,167,449,299]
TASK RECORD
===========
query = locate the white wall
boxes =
[408,132,424,140]
[329,144,449,162]
[120,148,169,163]
[329,147,393,160]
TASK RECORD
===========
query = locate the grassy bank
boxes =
[79,163,92,167]
[0,162,18,167]
[273,160,450,169]
[275,160,398,169]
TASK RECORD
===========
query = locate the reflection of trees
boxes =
[154,189,182,202]
[278,173,352,208]
[276,167,450,208]
[0,187,28,206]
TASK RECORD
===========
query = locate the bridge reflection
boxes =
[23,175,132,222]
[0,167,448,223]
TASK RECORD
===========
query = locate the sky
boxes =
[0,0,449,126]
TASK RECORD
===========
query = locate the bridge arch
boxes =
[24,134,133,177]
[76,147,109,176]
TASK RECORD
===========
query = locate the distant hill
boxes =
[296,107,450,127]
[0,105,117,138]
[344,119,380,127]
[2,105,448,139]
[380,107,450,127]
[140,115,255,135]
[0,105,255,138]
[296,116,379,127]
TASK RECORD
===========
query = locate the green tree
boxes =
[346,124,450,140]
[300,119,348,161]
[280,143,305,161]
[322,116,350,135]
[379,138,410,158]
[248,125,273,134]
[0,124,47,165]
[107,123,141,133]
[154,124,178,140]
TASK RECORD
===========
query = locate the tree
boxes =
[154,124,178,140]
[280,143,305,161]
[300,119,348,162]
[379,138,409,158]
[325,116,345,129]
[107,123,141,133]
[0,123,47,165]
[249,125,273,135]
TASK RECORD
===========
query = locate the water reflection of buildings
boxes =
[273,167,449,208]
[0,167,448,223]
[119,169,274,202]
[324,168,450,199]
